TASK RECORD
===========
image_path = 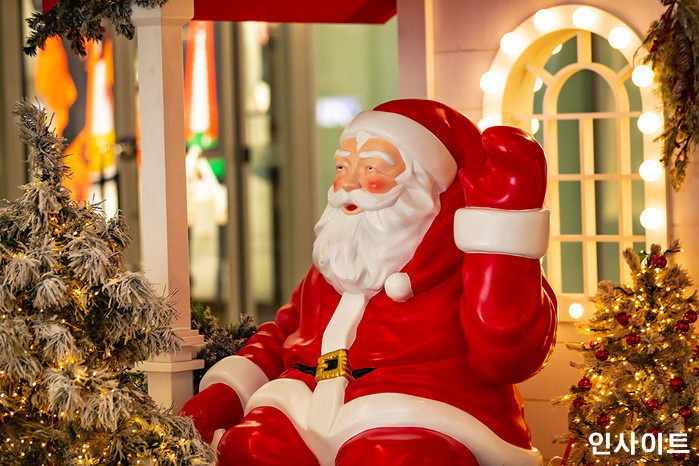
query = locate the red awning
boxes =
[43,0,396,24]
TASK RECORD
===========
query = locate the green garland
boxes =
[24,0,168,56]
[643,0,699,190]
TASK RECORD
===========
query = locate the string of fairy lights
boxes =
[0,102,214,464]
[555,242,698,464]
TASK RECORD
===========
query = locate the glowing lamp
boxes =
[572,7,595,29]
[640,208,664,230]
[632,65,654,88]
[608,27,631,49]
[533,9,555,32]
[480,71,503,94]
[639,160,663,182]
[533,77,543,92]
[477,117,498,131]
[500,33,523,55]
[637,112,662,134]
[569,303,584,319]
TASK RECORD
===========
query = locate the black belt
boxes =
[294,349,375,383]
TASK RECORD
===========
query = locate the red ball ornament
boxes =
[671,452,686,462]
[645,398,660,413]
[578,377,592,391]
[595,349,609,361]
[683,310,698,323]
[596,412,610,427]
[676,321,690,334]
[670,376,685,392]
[589,340,598,349]
[694,345,699,357]
[626,332,641,346]
[679,406,692,420]
[652,255,668,269]
[573,397,585,409]
[616,312,631,326]
[647,426,661,436]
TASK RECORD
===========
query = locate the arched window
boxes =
[481,5,667,320]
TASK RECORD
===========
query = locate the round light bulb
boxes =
[569,303,584,319]
[500,32,523,55]
[531,118,540,134]
[533,9,555,32]
[632,65,654,88]
[478,117,498,131]
[640,208,664,230]
[572,7,596,29]
[608,27,631,49]
[639,160,663,182]
[637,112,662,134]
[533,77,543,92]
[480,71,503,94]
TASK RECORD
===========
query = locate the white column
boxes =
[131,0,204,410]
[396,0,436,99]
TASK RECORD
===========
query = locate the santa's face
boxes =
[313,135,440,296]
[333,137,406,214]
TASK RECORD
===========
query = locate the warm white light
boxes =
[639,160,663,182]
[534,9,555,32]
[637,112,662,134]
[608,27,631,49]
[572,7,596,29]
[552,44,563,55]
[531,118,540,134]
[478,117,498,131]
[632,65,654,87]
[640,208,664,230]
[569,303,584,319]
[480,71,503,94]
[500,32,523,55]
[533,77,543,92]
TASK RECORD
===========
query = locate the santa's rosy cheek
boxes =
[364,178,395,194]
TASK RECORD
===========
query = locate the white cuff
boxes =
[454,207,550,259]
[199,355,269,408]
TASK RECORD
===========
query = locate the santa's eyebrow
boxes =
[358,150,396,166]
[334,149,351,158]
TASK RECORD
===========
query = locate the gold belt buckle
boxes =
[315,349,353,383]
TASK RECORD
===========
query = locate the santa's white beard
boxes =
[312,174,439,296]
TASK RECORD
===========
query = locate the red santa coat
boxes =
[218,179,557,464]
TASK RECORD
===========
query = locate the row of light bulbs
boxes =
[491,7,668,320]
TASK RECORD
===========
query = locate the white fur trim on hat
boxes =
[454,207,550,259]
[199,355,269,408]
[384,273,413,302]
[341,111,457,192]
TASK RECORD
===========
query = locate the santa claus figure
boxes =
[180,99,558,465]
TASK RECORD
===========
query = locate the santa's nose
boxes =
[340,171,362,191]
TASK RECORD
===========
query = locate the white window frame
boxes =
[481,5,667,321]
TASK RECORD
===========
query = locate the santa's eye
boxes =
[336,165,347,171]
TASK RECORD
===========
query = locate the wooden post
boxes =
[131,0,204,410]
[396,0,436,99]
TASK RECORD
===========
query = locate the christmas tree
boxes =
[0,101,215,464]
[557,240,699,465]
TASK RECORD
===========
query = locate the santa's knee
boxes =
[216,407,319,466]
[335,427,479,466]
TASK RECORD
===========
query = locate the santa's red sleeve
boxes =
[454,126,558,385]
[198,277,302,405]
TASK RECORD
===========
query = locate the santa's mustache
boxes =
[327,185,404,212]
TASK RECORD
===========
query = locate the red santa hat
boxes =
[339,99,485,301]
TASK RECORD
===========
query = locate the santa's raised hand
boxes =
[455,125,557,384]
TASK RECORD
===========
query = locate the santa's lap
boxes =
[217,406,478,466]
